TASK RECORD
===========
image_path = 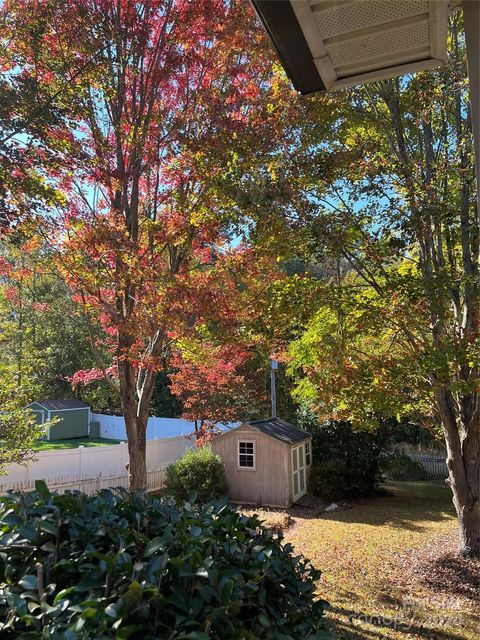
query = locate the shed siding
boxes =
[49,408,89,440]
[211,425,291,507]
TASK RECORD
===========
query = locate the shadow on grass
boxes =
[289,481,455,532]
[329,604,469,640]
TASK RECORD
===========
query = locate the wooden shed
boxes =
[211,418,312,507]
[27,400,90,441]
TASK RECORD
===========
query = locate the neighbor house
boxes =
[27,399,91,441]
[211,418,312,507]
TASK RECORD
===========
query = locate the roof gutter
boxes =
[250,0,325,94]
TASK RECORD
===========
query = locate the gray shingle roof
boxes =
[37,399,90,411]
[247,418,310,444]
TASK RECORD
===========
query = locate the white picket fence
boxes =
[1,465,169,496]
[0,436,192,494]
[409,453,448,479]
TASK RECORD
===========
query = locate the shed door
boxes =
[292,443,307,502]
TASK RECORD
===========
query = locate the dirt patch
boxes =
[239,495,330,531]
[239,506,293,532]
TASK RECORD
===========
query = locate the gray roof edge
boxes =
[29,399,90,410]
[212,418,311,444]
[249,417,312,438]
[27,401,49,410]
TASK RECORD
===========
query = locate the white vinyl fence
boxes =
[0,436,192,495]
[92,413,236,441]
[409,453,448,479]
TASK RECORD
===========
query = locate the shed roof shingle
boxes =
[36,399,90,411]
[247,418,310,444]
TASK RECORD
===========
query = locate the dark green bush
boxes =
[165,446,228,503]
[310,459,348,501]
[298,414,389,499]
[383,453,428,481]
[0,482,330,639]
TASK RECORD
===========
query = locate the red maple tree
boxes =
[7,0,279,488]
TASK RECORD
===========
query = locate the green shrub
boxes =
[310,459,348,501]
[165,446,228,503]
[0,482,330,639]
[298,414,389,498]
[383,453,428,480]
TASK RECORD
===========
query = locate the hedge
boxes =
[0,482,330,639]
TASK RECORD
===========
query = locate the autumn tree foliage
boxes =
[0,5,73,233]
[0,234,56,468]
[169,344,268,434]
[5,0,279,489]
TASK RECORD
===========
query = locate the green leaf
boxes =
[18,524,37,542]
[257,612,271,628]
[34,480,50,497]
[144,537,164,557]
[104,603,118,619]
[6,593,28,616]
[195,567,208,579]
[115,625,142,639]
[147,553,169,581]
[39,520,57,535]
[19,575,38,591]
[219,579,233,605]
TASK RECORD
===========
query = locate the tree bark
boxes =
[126,415,147,492]
[447,448,480,558]
[458,498,480,558]
[436,387,480,557]
[118,333,162,491]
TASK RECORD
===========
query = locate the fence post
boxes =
[78,446,84,477]
[96,472,102,493]
[120,441,127,470]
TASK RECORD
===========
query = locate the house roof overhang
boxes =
[251,0,457,94]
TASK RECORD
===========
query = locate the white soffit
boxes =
[290,0,450,91]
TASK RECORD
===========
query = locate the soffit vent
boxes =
[291,0,449,91]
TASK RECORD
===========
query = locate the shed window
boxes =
[238,441,255,469]
[305,442,311,466]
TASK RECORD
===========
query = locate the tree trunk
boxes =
[437,388,480,557]
[126,415,147,492]
[457,496,480,557]
[448,455,480,558]
[118,349,159,492]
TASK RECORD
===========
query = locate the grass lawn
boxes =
[253,481,479,640]
[32,437,122,451]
